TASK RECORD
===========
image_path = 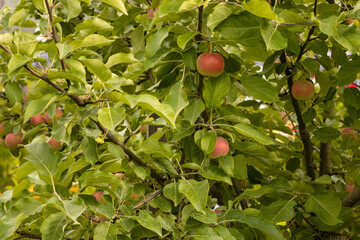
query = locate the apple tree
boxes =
[1,0,360,239]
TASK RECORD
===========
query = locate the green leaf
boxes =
[60,0,81,21]
[4,82,23,105]
[301,59,320,76]
[8,54,29,75]
[13,31,38,57]
[344,87,360,110]
[98,107,125,132]
[215,226,243,240]
[203,73,230,109]
[145,26,170,57]
[305,193,342,226]
[335,58,360,86]
[232,154,247,180]
[219,154,234,176]
[240,76,279,102]
[80,58,112,82]
[105,53,137,68]
[317,11,340,37]
[199,131,217,154]
[140,138,174,159]
[201,165,232,185]
[79,170,123,189]
[56,43,72,60]
[163,182,184,206]
[260,22,287,51]
[71,34,114,50]
[0,33,13,45]
[179,179,209,214]
[234,142,281,167]
[25,142,58,176]
[261,199,297,223]
[234,123,274,145]
[157,214,175,232]
[167,120,196,142]
[315,71,331,96]
[94,222,119,240]
[313,127,341,143]
[191,208,217,224]
[150,196,172,213]
[165,81,189,120]
[242,0,277,20]
[63,196,86,223]
[75,18,113,32]
[135,210,163,237]
[107,142,125,159]
[188,226,223,240]
[40,212,68,240]
[158,0,202,17]
[9,9,26,28]
[24,94,60,123]
[134,94,175,128]
[81,136,98,165]
[134,165,151,180]
[177,32,198,49]
[184,99,205,125]
[14,197,43,216]
[207,3,240,31]
[334,25,360,54]
[224,210,285,240]
[100,0,127,15]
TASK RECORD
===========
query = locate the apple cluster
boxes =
[0,109,64,150]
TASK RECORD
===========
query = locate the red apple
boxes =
[44,109,63,125]
[0,123,6,136]
[92,191,104,202]
[211,137,229,158]
[30,115,46,125]
[291,80,315,100]
[341,127,357,139]
[48,137,62,151]
[196,53,225,77]
[5,133,23,148]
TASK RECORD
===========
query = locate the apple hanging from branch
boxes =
[211,137,229,158]
[196,53,225,77]
[30,115,46,125]
[341,127,357,139]
[5,133,23,148]
[291,80,315,100]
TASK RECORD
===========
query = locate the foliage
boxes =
[0,0,360,239]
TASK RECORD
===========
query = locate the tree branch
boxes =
[0,44,12,55]
[133,188,163,209]
[319,143,331,176]
[342,187,360,207]
[232,178,248,209]
[92,119,166,187]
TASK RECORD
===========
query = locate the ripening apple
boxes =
[196,53,225,77]
[0,123,6,136]
[291,80,315,100]
[211,137,229,158]
[92,191,104,202]
[44,109,63,125]
[30,115,46,125]
[48,137,62,151]
[341,127,357,139]
[115,173,125,178]
[5,133,23,148]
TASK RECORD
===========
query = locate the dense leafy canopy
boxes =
[0,0,360,239]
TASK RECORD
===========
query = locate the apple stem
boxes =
[209,41,212,53]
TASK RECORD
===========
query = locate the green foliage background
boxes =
[0,0,360,239]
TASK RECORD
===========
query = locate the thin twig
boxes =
[133,189,163,209]
[271,20,315,26]
[0,45,12,55]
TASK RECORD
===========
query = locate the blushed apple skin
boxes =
[211,137,229,158]
[48,137,62,151]
[5,133,23,148]
[196,53,225,77]
[30,115,46,125]
[147,8,154,18]
[341,128,357,139]
[291,80,315,100]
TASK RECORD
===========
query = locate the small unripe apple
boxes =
[44,109,63,125]
[30,115,46,125]
[0,123,6,136]
[98,216,108,222]
[211,137,229,158]
[341,127,357,139]
[5,133,23,148]
[291,80,315,100]
[92,191,104,202]
[196,53,225,77]
[48,137,62,151]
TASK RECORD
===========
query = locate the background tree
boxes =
[0,0,360,239]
